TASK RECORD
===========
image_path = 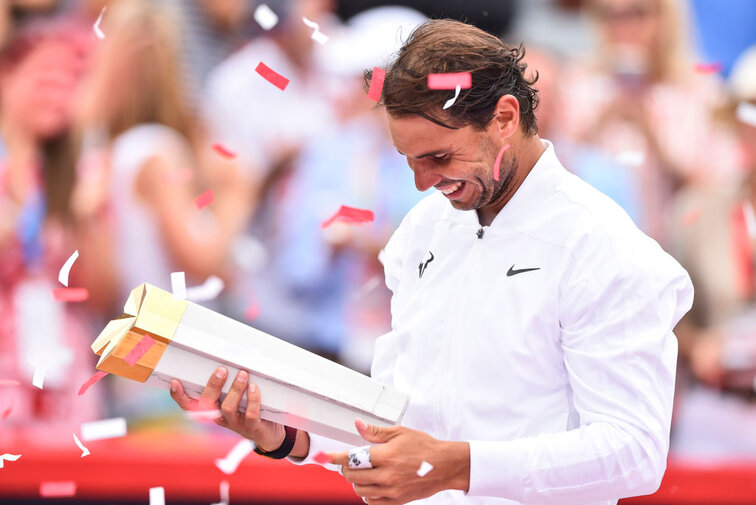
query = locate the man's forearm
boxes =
[289,430,310,460]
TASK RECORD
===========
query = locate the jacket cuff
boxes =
[466,439,532,501]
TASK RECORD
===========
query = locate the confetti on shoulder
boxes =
[78,370,108,396]
[428,72,472,90]
[321,205,375,228]
[255,62,290,91]
[195,189,215,210]
[53,287,89,302]
[58,249,79,287]
[368,67,385,102]
[212,143,237,159]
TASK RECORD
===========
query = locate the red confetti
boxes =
[427,72,472,90]
[321,205,375,229]
[367,67,385,102]
[78,370,108,396]
[195,189,215,210]
[313,451,332,464]
[124,334,155,366]
[683,208,702,226]
[40,481,77,498]
[493,143,511,181]
[694,62,722,74]
[1,405,11,419]
[0,379,20,387]
[212,143,237,159]
[52,287,89,302]
[244,302,260,321]
[255,61,290,90]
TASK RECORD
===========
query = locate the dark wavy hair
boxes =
[364,19,539,136]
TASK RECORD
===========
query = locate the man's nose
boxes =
[409,159,442,192]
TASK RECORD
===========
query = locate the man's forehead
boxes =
[388,114,468,156]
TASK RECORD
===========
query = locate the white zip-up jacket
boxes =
[293,140,694,505]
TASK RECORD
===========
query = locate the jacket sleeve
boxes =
[466,231,694,504]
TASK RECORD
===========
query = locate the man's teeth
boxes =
[441,182,463,195]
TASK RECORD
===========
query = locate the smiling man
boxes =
[170,19,694,505]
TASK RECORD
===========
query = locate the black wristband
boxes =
[254,426,297,459]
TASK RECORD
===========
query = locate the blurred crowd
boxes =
[0,0,755,464]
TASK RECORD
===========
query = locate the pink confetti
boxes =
[78,370,108,396]
[212,143,237,159]
[313,451,332,464]
[321,205,375,229]
[40,481,77,497]
[368,67,385,102]
[0,379,20,387]
[52,287,89,302]
[1,404,12,419]
[124,334,155,366]
[694,62,722,74]
[161,168,194,184]
[255,62,290,90]
[185,409,223,422]
[195,189,215,210]
[427,72,472,90]
[244,302,260,321]
[493,144,511,181]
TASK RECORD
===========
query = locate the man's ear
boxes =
[492,94,520,140]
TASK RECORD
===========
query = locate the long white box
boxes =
[91,283,409,445]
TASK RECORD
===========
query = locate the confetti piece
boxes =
[149,486,165,505]
[417,460,434,477]
[302,16,328,45]
[212,143,237,159]
[215,439,254,475]
[427,72,472,90]
[682,208,702,227]
[171,271,187,300]
[255,62,290,91]
[93,6,106,39]
[443,85,461,110]
[243,302,260,321]
[58,249,79,287]
[40,481,76,497]
[195,189,215,210]
[161,168,194,184]
[185,409,223,422]
[313,451,332,464]
[0,454,21,469]
[81,417,127,442]
[367,67,385,102]
[72,433,90,458]
[211,480,230,505]
[186,275,225,302]
[493,143,511,181]
[254,4,278,30]
[351,275,382,301]
[124,334,155,366]
[1,403,12,419]
[52,287,89,302]
[0,379,20,387]
[32,367,45,389]
[736,101,756,128]
[694,62,722,74]
[321,205,375,229]
[78,370,107,396]
[615,150,645,167]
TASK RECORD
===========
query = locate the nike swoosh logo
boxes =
[507,265,540,277]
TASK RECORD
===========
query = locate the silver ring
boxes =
[348,445,373,469]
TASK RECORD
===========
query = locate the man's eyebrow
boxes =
[395,148,448,159]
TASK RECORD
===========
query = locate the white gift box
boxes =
[91,283,409,445]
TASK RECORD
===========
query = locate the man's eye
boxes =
[433,154,449,161]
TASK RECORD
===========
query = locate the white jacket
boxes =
[294,141,694,505]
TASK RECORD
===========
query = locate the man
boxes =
[170,19,693,505]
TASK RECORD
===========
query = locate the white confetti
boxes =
[215,439,254,475]
[149,486,165,505]
[72,433,90,458]
[186,275,224,302]
[254,4,279,30]
[58,250,79,287]
[185,409,223,421]
[93,6,106,39]
[0,454,21,469]
[302,16,329,45]
[417,460,434,477]
[32,367,45,389]
[736,101,756,127]
[443,85,461,110]
[615,150,645,167]
[171,271,187,300]
[211,480,230,505]
[81,417,127,442]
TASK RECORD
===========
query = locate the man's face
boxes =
[387,114,515,213]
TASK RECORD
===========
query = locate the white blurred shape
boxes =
[186,275,225,302]
[58,250,79,287]
[254,4,279,31]
[215,439,254,475]
[81,417,127,441]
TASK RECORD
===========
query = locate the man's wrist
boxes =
[288,430,311,460]
[442,441,471,492]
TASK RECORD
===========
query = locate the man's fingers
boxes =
[354,483,387,500]
[221,370,248,419]
[244,381,262,422]
[199,367,228,408]
[344,468,387,486]
[169,379,197,411]
[329,451,349,466]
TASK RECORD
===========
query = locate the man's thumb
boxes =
[355,418,394,443]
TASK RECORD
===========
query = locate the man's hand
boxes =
[327,419,470,505]
[169,367,286,452]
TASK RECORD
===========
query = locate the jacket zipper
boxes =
[434,228,484,438]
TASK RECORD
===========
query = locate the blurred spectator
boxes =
[71,0,250,419]
[670,45,756,459]
[0,22,100,446]
[554,0,737,246]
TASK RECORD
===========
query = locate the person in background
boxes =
[72,0,250,419]
[554,0,737,246]
[669,45,756,458]
[0,21,100,446]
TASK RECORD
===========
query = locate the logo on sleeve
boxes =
[418,251,434,278]
[506,265,540,277]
